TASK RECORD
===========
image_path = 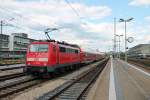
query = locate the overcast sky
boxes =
[0,0,150,52]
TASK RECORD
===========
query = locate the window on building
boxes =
[3,43,8,47]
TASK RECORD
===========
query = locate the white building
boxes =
[9,33,37,51]
[128,44,150,58]
[0,34,10,51]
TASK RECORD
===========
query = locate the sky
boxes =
[0,0,150,52]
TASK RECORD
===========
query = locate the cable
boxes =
[64,0,90,28]
[0,7,46,28]
[0,1,89,34]
[0,7,44,34]
[64,0,81,19]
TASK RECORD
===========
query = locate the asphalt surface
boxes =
[87,58,150,100]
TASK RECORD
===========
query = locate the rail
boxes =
[37,58,108,100]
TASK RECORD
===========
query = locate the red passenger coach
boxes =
[25,41,81,74]
[82,52,103,64]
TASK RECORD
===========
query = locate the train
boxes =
[24,40,104,76]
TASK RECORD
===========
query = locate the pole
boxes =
[116,37,118,58]
[114,18,116,58]
[125,21,127,62]
[0,21,3,51]
[119,36,120,59]
[117,37,119,58]
[119,18,133,61]
[0,21,2,34]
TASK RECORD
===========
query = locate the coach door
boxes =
[56,45,59,64]
[52,45,57,65]
[53,44,59,65]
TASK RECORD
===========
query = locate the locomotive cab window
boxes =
[29,44,48,52]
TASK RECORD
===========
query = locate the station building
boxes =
[0,33,37,51]
[0,33,37,58]
[0,34,10,51]
[128,44,150,58]
[9,33,34,51]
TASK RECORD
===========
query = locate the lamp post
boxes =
[119,18,133,62]
[115,34,123,59]
[0,18,14,51]
[113,18,117,58]
[0,18,14,34]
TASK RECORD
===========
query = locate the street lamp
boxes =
[0,18,15,51]
[113,18,117,58]
[115,34,123,59]
[0,18,15,34]
[119,17,133,62]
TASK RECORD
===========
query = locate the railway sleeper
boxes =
[37,59,108,100]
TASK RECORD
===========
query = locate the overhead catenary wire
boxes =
[0,7,47,34]
[0,1,90,35]
[0,7,46,27]
[64,0,91,30]
[0,6,63,40]
[0,1,87,30]
[0,6,66,40]
[0,7,44,34]
[64,0,81,19]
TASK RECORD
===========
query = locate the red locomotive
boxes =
[25,40,103,75]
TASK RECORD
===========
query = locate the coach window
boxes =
[70,49,72,53]
[69,48,71,53]
[60,47,66,52]
[75,50,78,54]
[66,48,70,53]
[73,49,76,53]
[70,48,73,53]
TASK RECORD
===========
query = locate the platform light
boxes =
[119,17,134,62]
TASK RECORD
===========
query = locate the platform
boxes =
[87,58,150,100]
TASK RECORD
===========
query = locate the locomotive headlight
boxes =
[27,58,34,61]
[27,57,48,62]
[39,58,48,62]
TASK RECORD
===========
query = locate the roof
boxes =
[31,40,80,48]
[129,44,150,51]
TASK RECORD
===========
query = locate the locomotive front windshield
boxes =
[29,44,48,52]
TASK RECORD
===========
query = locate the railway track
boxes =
[0,63,24,66]
[0,75,40,99]
[128,58,150,70]
[0,65,25,71]
[38,59,108,100]
[0,72,26,81]
[0,59,25,66]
